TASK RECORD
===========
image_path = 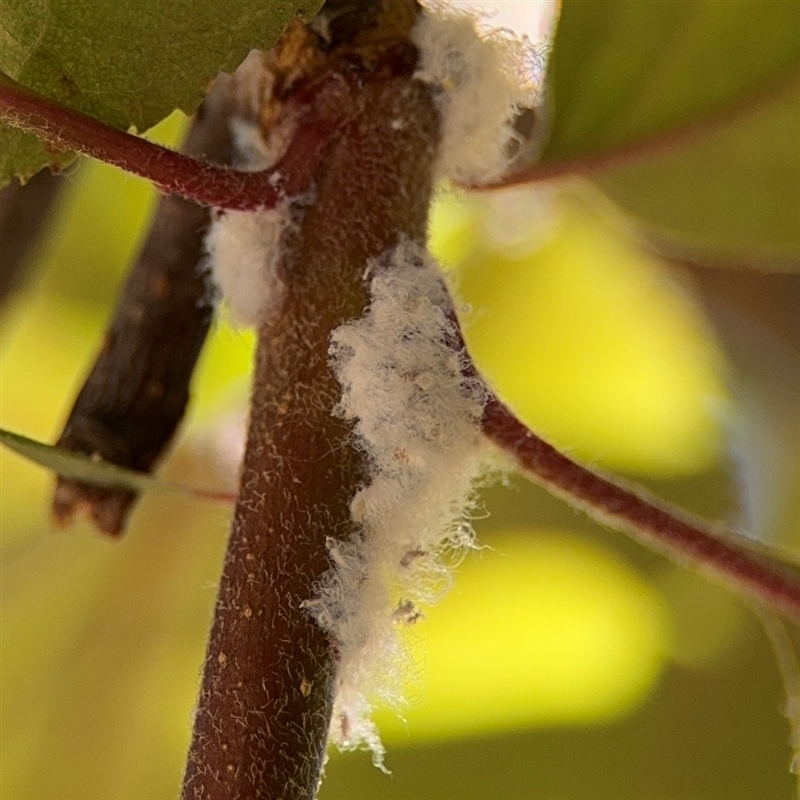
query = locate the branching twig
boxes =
[5,4,800,796]
[481,395,800,623]
[51,89,235,535]
[0,72,329,210]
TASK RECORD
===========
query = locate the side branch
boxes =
[51,91,235,535]
[0,73,328,210]
[481,396,800,623]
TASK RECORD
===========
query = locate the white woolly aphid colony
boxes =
[312,240,490,760]
[204,50,296,326]
[205,5,536,763]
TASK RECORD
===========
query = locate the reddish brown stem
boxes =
[180,33,439,800]
[0,73,329,210]
[481,396,800,622]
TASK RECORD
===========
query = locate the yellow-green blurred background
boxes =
[1,113,795,798]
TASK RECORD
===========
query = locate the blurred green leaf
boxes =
[0,125,75,185]
[536,0,800,257]
[376,529,669,742]
[594,84,800,260]
[445,190,730,478]
[0,427,168,492]
[759,609,800,797]
[0,427,233,501]
[689,268,800,544]
[0,487,231,799]
[541,0,800,165]
[0,0,323,183]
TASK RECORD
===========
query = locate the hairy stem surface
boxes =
[181,27,440,800]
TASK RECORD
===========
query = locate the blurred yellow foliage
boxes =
[377,529,668,742]
[433,187,729,477]
[0,138,744,798]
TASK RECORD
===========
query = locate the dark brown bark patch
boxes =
[52,96,236,535]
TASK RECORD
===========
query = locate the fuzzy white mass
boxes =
[206,8,536,326]
[413,4,537,183]
[205,205,288,327]
[204,51,292,327]
[310,240,492,763]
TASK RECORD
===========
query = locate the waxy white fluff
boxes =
[204,51,293,327]
[413,5,537,184]
[207,8,536,323]
[310,240,492,763]
[205,204,288,327]
[307,4,537,764]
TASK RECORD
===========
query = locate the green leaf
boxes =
[593,84,800,260]
[536,0,800,259]
[0,125,75,185]
[540,0,800,166]
[1,427,167,493]
[0,427,233,501]
[0,0,323,182]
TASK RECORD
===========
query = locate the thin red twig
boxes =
[481,395,800,623]
[0,73,329,210]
